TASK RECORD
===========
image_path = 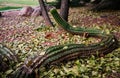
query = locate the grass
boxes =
[0,0,39,11]
[0,6,22,11]
[0,0,39,6]
[0,0,57,11]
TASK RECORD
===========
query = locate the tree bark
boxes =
[60,0,70,22]
[38,0,53,26]
[0,12,2,17]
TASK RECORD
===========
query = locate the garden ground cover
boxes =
[0,5,120,78]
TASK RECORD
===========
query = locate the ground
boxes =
[0,6,120,78]
[1,7,120,42]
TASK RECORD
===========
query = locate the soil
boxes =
[0,7,120,43]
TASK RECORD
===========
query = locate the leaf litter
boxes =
[0,7,120,77]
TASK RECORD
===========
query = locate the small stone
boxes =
[19,6,34,16]
[31,7,42,17]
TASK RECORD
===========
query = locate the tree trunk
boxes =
[60,0,70,22]
[38,0,53,26]
[0,12,2,17]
